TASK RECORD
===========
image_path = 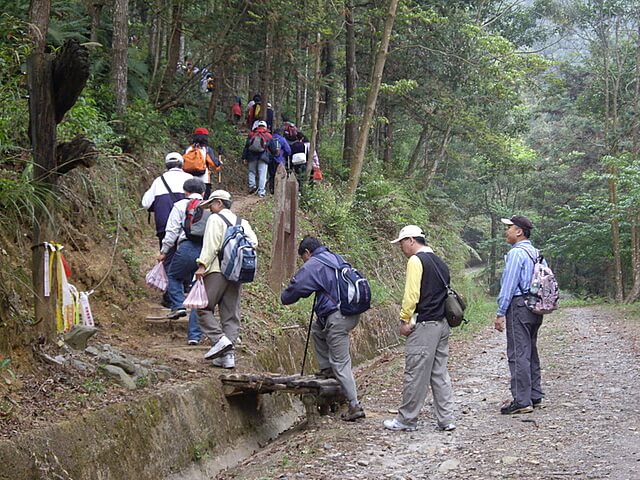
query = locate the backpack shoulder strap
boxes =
[418,252,449,289]
[160,175,178,203]
[216,212,232,227]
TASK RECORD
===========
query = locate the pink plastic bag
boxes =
[184,278,208,309]
[145,262,168,292]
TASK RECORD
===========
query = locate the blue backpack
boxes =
[315,252,371,316]
[217,214,257,283]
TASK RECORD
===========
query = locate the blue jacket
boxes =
[270,133,291,165]
[281,246,344,319]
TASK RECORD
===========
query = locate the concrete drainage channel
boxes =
[0,307,399,480]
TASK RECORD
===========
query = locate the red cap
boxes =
[193,127,209,135]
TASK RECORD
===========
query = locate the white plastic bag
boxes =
[145,262,168,292]
[183,278,208,309]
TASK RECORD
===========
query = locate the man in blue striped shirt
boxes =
[495,215,544,415]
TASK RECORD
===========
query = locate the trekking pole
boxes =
[300,294,318,377]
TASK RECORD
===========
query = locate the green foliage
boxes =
[57,95,122,153]
[119,99,169,156]
[0,12,30,155]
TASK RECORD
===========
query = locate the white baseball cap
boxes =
[165,152,184,165]
[390,225,425,244]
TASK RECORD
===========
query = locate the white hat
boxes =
[165,152,184,165]
[199,190,232,208]
[257,120,267,128]
[390,225,425,244]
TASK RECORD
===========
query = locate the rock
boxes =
[501,456,519,465]
[109,357,136,375]
[99,364,137,390]
[64,325,98,350]
[438,459,460,472]
[84,346,99,356]
[71,359,93,372]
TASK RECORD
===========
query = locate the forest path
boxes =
[214,306,640,480]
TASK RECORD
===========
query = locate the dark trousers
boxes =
[506,296,544,406]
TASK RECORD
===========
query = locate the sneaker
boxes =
[204,335,233,359]
[439,423,456,431]
[212,351,235,369]
[168,308,187,319]
[248,186,258,194]
[500,401,534,415]
[314,368,336,379]
[532,398,543,408]
[383,418,417,432]
[341,403,366,422]
[187,338,201,346]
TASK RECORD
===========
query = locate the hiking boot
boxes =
[500,401,534,415]
[212,351,235,369]
[383,418,417,432]
[314,368,336,379]
[204,335,233,359]
[341,403,365,422]
[248,186,258,194]
[168,308,187,319]
[532,398,544,408]
[187,338,201,346]
[439,423,456,432]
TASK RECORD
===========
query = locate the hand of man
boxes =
[399,321,413,337]
[195,265,206,280]
[495,315,506,332]
[157,253,166,263]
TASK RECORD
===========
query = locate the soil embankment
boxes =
[218,306,640,480]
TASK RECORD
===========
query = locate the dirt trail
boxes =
[215,306,640,480]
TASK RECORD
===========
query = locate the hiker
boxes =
[267,128,291,195]
[231,96,242,124]
[142,152,193,250]
[383,225,456,432]
[265,102,274,132]
[495,215,545,414]
[157,178,207,344]
[142,153,193,307]
[194,190,258,369]
[246,94,261,129]
[183,128,222,199]
[242,120,272,198]
[288,131,318,196]
[280,236,366,422]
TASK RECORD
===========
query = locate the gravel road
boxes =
[215,306,640,480]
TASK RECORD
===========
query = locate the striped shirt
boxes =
[496,240,539,316]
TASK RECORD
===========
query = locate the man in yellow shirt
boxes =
[194,190,258,369]
[383,225,456,432]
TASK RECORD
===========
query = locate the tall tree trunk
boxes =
[406,126,429,174]
[87,0,104,43]
[424,124,451,189]
[383,107,394,176]
[259,23,273,122]
[28,0,57,342]
[489,212,498,295]
[112,0,129,115]
[308,33,322,181]
[345,0,400,199]
[160,0,182,101]
[342,0,358,166]
[624,25,640,303]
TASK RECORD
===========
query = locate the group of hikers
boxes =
[142,112,548,430]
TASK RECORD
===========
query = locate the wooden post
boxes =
[269,166,298,291]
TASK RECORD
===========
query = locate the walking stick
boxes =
[300,294,318,376]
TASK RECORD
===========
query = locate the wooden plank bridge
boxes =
[219,373,346,424]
